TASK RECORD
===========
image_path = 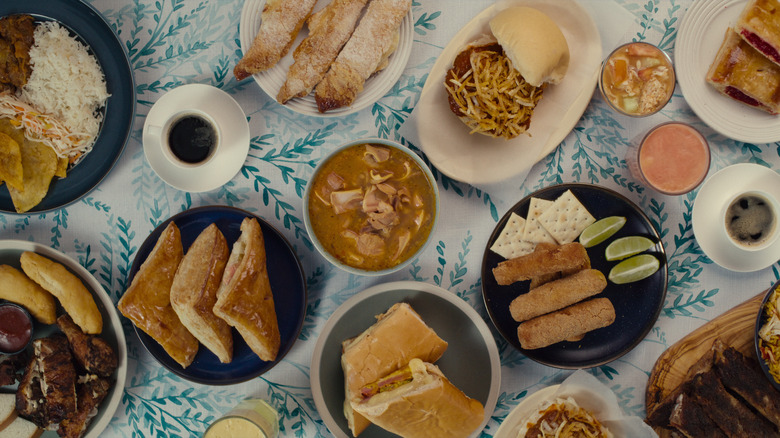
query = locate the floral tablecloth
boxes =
[3,0,780,436]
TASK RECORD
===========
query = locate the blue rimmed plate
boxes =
[0,0,134,213]
[126,206,307,385]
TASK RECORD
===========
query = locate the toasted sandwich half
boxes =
[351,358,484,438]
[341,302,448,436]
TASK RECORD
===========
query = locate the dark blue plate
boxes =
[481,183,668,369]
[126,206,307,385]
[0,0,134,213]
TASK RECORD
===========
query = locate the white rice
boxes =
[21,21,109,145]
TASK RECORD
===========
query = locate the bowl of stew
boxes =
[303,138,439,276]
[599,42,675,117]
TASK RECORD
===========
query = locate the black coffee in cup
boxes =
[168,114,217,164]
[725,193,776,247]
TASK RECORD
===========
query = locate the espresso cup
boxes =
[147,109,221,168]
[722,190,780,252]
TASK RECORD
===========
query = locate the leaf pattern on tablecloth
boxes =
[2,0,778,436]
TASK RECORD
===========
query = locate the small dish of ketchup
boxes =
[0,302,33,354]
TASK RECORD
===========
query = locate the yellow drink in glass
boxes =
[204,398,279,438]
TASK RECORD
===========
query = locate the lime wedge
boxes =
[605,236,655,261]
[579,216,627,248]
[608,254,660,284]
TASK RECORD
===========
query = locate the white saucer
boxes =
[692,163,780,272]
[143,84,250,192]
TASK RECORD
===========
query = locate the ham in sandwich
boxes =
[351,358,485,438]
[213,217,280,362]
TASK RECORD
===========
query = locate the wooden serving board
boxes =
[645,290,766,416]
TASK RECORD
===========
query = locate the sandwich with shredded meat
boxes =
[444,6,569,140]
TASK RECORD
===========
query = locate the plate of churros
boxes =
[481,184,667,368]
[237,0,413,117]
[122,206,306,384]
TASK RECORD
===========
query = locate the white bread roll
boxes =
[489,6,569,87]
[170,224,233,363]
[351,358,484,438]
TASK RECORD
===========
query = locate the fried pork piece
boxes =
[0,351,28,386]
[715,344,780,429]
[36,335,77,425]
[492,241,590,286]
[57,314,117,378]
[668,392,727,438]
[16,351,47,428]
[0,14,35,92]
[57,376,111,438]
[692,370,777,436]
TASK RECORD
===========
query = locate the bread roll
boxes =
[351,358,484,438]
[20,252,102,334]
[171,224,233,363]
[213,217,280,362]
[118,222,199,368]
[488,6,569,87]
[341,302,448,436]
[0,265,56,324]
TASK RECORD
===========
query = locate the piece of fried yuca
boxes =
[492,241,590,286]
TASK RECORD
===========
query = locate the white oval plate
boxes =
[239,0,413,117]
[676,0,780,144]
[142,84,250,193]
[494,385,559,437]
[415,0,601,186]
[693,163,780,272]
[0,240,128,438]
[310,281,501,438]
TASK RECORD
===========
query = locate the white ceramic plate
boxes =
[415,0,601,186]
[239,0,413,117]
[692,163,780,272]
[310,281,501,438]
[494,385,559,437]
[0,240,128,438]
[676,0,780,143]
[143,84,250,192]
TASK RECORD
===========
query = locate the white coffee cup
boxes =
[147,109,221,168]
[721,190,780,252]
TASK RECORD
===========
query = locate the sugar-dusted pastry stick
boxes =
[314,0,411,112]
[277,0,370,104]
[233,0,318,81]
